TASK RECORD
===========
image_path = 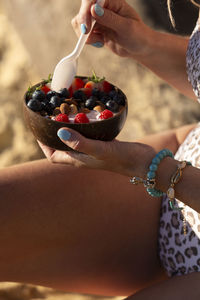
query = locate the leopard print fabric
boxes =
[158,23,200,277]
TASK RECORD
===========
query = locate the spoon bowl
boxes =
[51,19,96,92]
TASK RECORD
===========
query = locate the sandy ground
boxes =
[0,0,200,299]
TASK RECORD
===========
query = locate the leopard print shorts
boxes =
[158,124,200,276]
[158,20,200,277]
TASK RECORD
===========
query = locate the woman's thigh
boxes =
[0,159,166,295]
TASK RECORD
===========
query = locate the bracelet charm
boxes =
[130,148,174,197]
[130,177,156,189]
[167,160,191,210]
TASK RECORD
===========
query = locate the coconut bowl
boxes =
[23,78,128,151]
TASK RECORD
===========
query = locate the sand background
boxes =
[0,0,200,299]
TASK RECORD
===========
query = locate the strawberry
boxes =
[84,81,100,91]
[84,71,112,93]
[74,113,89,123]
[41,84,51,94]
[55,113,69,123]
[99,109,113,120]
[69,77,85,97]
[78,88,92,98]
[101,80,112,93]
[74,88,92,99]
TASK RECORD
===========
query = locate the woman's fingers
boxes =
[71,0,106,36]
[71,0,92,36]
[86,32,104,47]
[37,141,55,160]
[50,150,104,169]
[91,3,125,33]
[57,128,115,160]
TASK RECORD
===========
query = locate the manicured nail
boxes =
[57,129,71,141]
[94,3,104,16]
[92,41,104,48]
[81,23,87,34]
[96,0,105,7]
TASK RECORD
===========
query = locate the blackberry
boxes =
[105,100,119,112]
[27,99,42,112]
[49,96,62,108]
[58,88,70,99]
[85,96,98,110]
[32,90,46,101]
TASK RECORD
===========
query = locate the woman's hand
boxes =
[71,0,153,58]
[38,128,156,178]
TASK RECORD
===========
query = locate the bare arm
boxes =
[134,31,195,100]
[136,123,200,212]
[73,0,196,100]
[41,122,200,213]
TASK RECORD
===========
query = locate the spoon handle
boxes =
[71,18,96,59]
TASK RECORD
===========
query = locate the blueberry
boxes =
[49,96,62,108]
[92,89,108,100]
[113,93,125,106]
[32,90,46,101]
[40,98,49,104]
[41,101,47,109]
[100,94,111,105]
[41,101,53,114]
[109,90,118,99]
[105,100,119,112]
[27,99,42,112]
[59,97,66,104]
[46,90,57,101]
[92,88,100,98]
[109,89,125,105]
[73,90,87,102]
[58,88,70,99]
[85,96,98,110]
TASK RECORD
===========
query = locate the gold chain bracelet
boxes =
[167,161,191,209]
[166,160,191,235]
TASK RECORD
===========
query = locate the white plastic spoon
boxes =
[51,0,105,91]
[51,18,96,92]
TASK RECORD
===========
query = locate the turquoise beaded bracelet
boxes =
[146,148,174,197]
[130,148,174,197]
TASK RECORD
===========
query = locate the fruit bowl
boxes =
[23,75,128,151]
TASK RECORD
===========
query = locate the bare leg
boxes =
[125,272,200,300]
[0,159,166,296]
